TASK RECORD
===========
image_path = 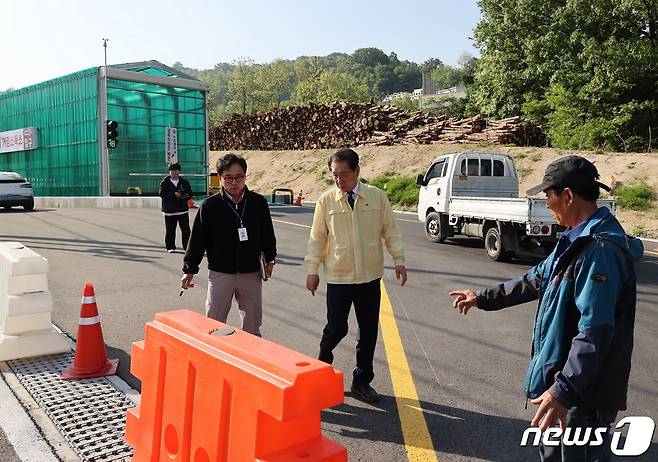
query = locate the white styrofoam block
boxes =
[0,243,69,361]
[0,292,53,316]
[0,242,48,276]
[7,274,49,295]
[3,312,53,335]
[0,329,71,361]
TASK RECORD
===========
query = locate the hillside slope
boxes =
[210,145,658,238]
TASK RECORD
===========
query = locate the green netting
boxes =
[106,79,207,195]
[0,64,207,197]
[0,68,100,196]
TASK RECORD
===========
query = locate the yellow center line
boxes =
[380,281,438,461]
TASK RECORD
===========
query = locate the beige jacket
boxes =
[305,182,405,284]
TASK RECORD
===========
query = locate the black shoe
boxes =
[350,383,380,403]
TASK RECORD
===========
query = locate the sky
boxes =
[1,0,481,91]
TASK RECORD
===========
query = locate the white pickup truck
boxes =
[416,152,615,261]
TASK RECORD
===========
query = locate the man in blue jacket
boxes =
[450,156,643,462]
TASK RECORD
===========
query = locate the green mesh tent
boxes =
[0,60,208,196]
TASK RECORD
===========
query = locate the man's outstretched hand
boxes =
[449,289,478,315]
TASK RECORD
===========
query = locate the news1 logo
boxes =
[520,416,655,456]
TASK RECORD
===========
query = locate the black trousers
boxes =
[319,278,381,386]
[164,213,190,251]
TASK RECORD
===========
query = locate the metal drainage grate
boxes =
[8,352,135,462]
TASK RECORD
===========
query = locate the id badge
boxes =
[238,227,249,241]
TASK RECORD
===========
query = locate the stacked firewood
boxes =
[464,116,547,146]
[209,103,546,150]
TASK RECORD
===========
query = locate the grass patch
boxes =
[517,166,532,180]
[613,182,655,210]
[369,172,395,190]
[369,173,419,206]
[631,224,647,237]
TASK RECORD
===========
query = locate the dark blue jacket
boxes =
[477,207,643,410]
[159,176,192,214]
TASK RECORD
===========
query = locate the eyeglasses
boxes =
[331,172,353,180]
[222,175,245,183]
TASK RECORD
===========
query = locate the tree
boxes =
[292,70,370,104]
[350,48,390,68]
[457,52,477,85]
[393,61,422,92]
[471,0,658,150]
[227,59,260,114]
[421,58,444,74]
[430,64,464,90]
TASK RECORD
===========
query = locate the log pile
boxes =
[209,103,546,150]
[464,116,547,146]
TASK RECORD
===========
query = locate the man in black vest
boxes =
[181,154,277,336]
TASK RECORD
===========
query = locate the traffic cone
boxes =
[61,282,118,380]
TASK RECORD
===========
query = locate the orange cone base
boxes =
[61,358,119,381]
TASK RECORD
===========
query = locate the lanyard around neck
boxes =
[222,191,247,226]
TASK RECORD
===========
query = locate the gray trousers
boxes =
[206,270,263,336]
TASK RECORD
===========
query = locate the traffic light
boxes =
[106,120,119,149]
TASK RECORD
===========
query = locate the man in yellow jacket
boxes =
[305,148,407,403]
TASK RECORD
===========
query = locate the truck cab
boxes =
[416,151,616,261]
[416,152,518,241]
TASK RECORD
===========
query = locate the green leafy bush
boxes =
[368,173,419,206]
[368,172,395,191]
[613,183,655,210]
[385,177,419,206]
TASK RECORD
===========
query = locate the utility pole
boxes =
[102,38,110,196]
[102,38,109,68]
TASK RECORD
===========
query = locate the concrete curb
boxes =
[0,363,74,462]
[0,323,141,462]
[35,197,161,209]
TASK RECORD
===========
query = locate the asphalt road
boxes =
[1,205,657,461]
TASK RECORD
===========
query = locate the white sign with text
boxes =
[0,127,39,154]
[165,127,178,164]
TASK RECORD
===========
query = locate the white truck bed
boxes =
[449,197,616,224]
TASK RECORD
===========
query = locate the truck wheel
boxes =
[485,227,513,262]
[425,212,446,243]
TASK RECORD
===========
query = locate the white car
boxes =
[0,171,34,211]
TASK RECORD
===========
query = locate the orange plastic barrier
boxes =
[125,309,346,462]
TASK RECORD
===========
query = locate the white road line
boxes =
[0,368,59,462]
[397,218,420,223]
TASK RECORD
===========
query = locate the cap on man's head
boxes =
[526,155,611,196]
[168,162,181,171]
